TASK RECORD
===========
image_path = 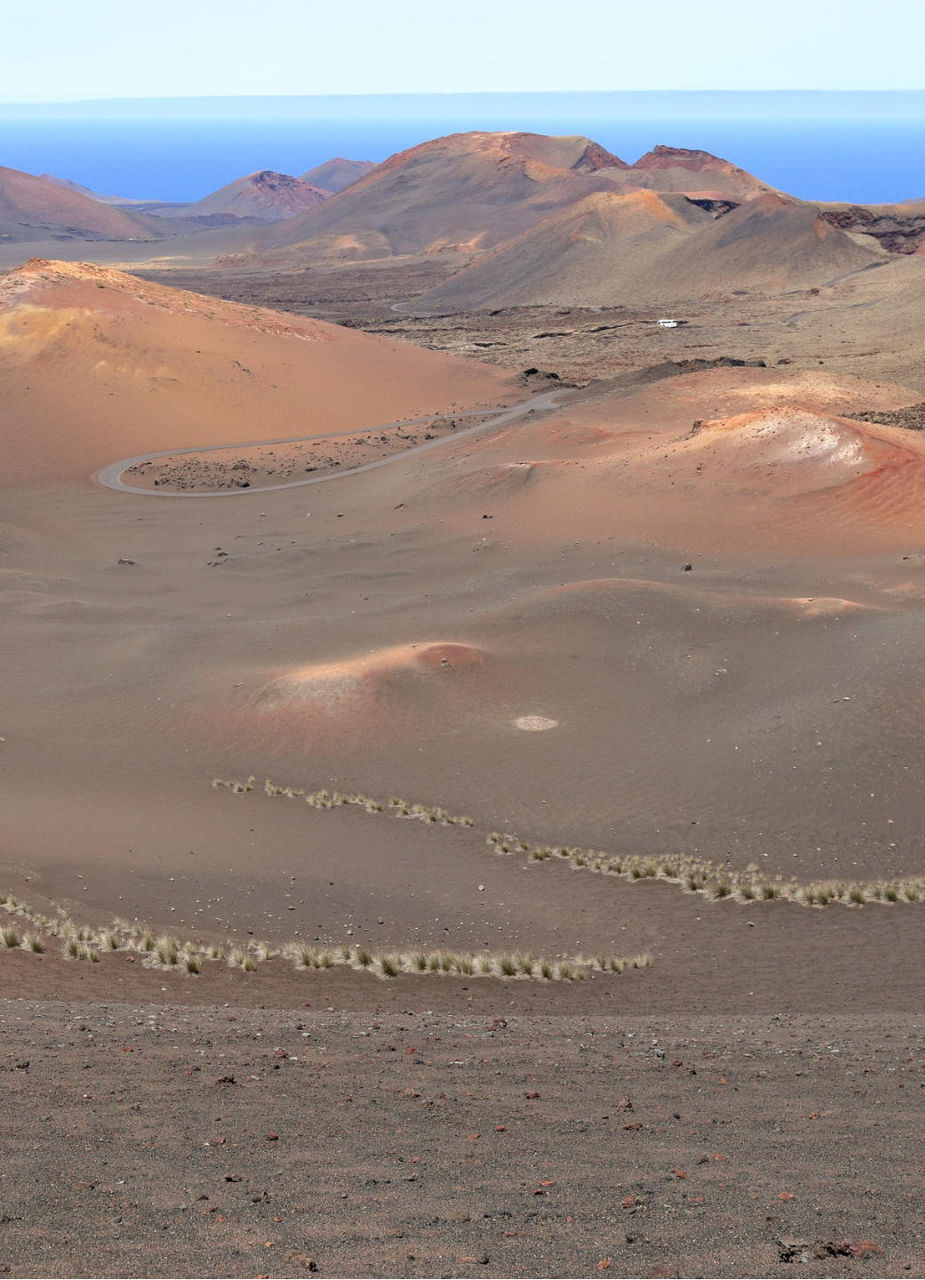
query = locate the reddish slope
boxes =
[0,259,516,485]
[0,166,154,241]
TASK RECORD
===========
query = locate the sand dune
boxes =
[0,259,515,484]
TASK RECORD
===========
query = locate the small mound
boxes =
[514,715,558,731]
[258,642,487,710]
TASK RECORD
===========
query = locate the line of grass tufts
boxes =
[485,833,925,910]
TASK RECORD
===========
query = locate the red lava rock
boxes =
[779,1192,795,1201]
[405,1046,418,1055]
[493,1125,506,1132]
[266,1132,279,1141]
[467,1133,480,1141]
[524,1091,540,1099]
[622,1195,640,1209]
[674,1169,687,1179]
[850,1241,884,1258]
[597,1260,613,1270]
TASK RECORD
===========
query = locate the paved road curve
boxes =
[96,389,568,498]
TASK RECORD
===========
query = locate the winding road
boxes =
[96,388,569,498]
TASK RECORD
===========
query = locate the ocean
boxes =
[2,109,924,205]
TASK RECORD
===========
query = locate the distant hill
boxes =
[299,158,376,193]
[250,131,775,269]
[151,170,330,223]
[0,166,155,241]
[255,132,637,263]
[39,174,148,207]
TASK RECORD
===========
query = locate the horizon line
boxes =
[4,88,925,108]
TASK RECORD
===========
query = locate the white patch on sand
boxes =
[514,715,558,731]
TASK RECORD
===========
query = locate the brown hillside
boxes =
[419,191,883,312]
[253,131,634,264]
[299,158,376,193]
[413,189,711,311]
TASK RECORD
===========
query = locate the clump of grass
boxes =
[540,960,554,980]
[499,955,517,977]
[184,953,202,974]
[478,954,494,974]
[356,947,373,968]
[557,961,573,981]
[2,926,20,948]
[155,937,180,967]
[380,955,400,978]
[23,934,46,954]
[516,953,535,976]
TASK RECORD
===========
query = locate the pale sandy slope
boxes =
[0,259,516,484]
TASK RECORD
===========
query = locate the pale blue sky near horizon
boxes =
[3,0,925,103]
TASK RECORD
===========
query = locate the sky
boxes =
[3,0,925,103]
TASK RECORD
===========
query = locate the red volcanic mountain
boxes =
[629,145,773,198]
[169,171,330,222]
[255,131,635,262]
[251,131,774,267]
[0,165,155,241]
